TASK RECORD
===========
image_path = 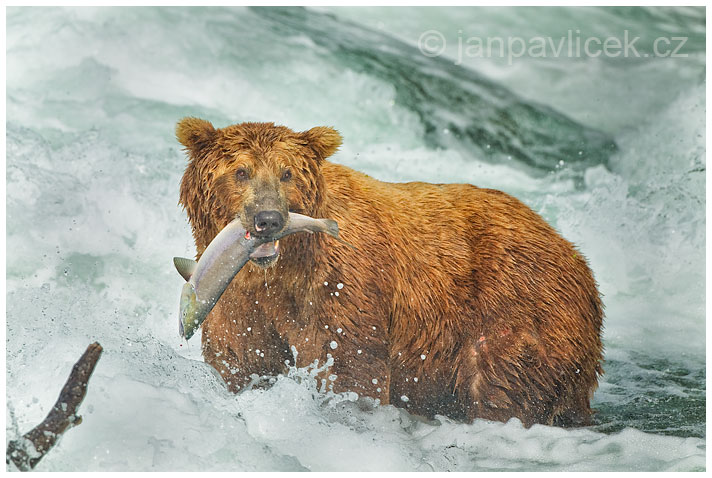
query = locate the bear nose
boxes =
[254,210,285,235]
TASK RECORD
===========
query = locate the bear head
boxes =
[176,118,341,268]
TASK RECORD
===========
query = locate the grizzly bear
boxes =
[176,118,604,427]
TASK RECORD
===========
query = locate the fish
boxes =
[174,212,347,340]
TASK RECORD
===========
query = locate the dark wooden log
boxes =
[6,342,103,471]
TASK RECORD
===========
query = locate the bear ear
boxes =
[176,117,217,156]
[301,126,342,161]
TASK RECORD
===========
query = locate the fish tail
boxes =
[323,219,340,238]
[323,219,356,250]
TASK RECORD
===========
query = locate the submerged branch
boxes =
[6,342,103,471]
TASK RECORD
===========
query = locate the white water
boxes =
[6,6,705,471]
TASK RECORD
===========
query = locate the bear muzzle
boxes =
[254,210,285,236]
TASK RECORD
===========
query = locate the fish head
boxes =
[179,282,201,340]
[177,120,342,270]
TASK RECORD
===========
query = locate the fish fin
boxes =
[323,219,356,250]
[173,257,198,282]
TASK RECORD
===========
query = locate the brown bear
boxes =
[176,117,604,427]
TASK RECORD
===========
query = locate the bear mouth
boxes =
[249,240,280,268]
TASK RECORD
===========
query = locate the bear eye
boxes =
[235,168,249,181]
[281,169,292,182]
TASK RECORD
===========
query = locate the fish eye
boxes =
[236,168,249,181]
[281,169,292,182]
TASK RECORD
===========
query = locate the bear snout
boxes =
[254,210,285,236]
